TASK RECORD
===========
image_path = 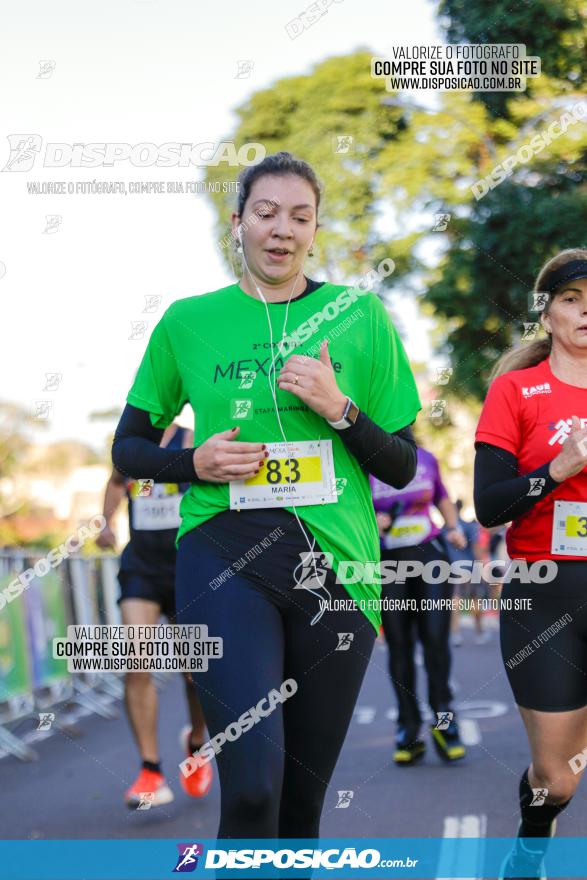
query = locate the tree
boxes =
[205,52,413,284]
[439,0,586,119]
[203,5,587,402]
[0,401,40,516]
[427,0,587,395]
[425,182,587,400]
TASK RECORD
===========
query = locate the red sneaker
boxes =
[125,768,174,809]
[179,725,213,798]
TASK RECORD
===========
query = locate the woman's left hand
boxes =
[277,339,348,422]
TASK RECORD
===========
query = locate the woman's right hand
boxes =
[193,426,268,483]
[549,415,587,482]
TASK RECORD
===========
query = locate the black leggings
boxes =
[380,538,454,733]
[175,511,376,840]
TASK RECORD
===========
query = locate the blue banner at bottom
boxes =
[2,837,586,879]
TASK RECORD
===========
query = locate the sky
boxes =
[0,0,442,449]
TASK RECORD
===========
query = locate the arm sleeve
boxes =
[112,404,201,482]
[473,442,560,527]
[336,415,417,488]
[366,295,422,433]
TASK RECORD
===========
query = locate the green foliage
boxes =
[205,52,408,284]
[0,402,39,479]
[202,3,586,402]
[439,0,586,118]
[426,182,587,399]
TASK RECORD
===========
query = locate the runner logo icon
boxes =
[231,399,253,419]
[2,134,42,171]
[435,711,453,730]
[335,790,354,808]
[530,788,548,807]
[527,478,546,496]
[136,792,154,811]
[294,551,333,590]
[173,843,204,872]
[37,713,55,731]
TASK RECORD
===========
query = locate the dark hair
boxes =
[456,499,463,512]
[237,151,321,219]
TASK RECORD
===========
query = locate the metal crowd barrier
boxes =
[0,552,148,761]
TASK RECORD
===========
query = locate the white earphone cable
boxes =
[238,231,330,625]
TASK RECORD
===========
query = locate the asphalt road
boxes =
[2,616,585,849]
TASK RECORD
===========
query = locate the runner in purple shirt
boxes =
[370,447,467,765]
[371,447,450,549]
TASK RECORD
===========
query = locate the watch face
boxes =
[347,401,359,424]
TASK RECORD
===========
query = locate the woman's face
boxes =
[542,277,587,352]
[232,173,317,285]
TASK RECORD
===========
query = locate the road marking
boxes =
[455,700,508,719]
[437,814,487,879]
[357,701,506,726]
[459,718,481,745]
[354,706,376,724]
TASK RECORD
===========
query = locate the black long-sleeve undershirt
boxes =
[335,411,416,488]
[112,404,199,483]
[111,403,417,488]
[474,442,561,528]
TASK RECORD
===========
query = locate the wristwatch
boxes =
[327,397,360,430]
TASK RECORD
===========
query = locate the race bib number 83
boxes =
[229,439,338,510]
[247,454,322,486]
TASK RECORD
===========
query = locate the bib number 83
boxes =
[266,458,301,484]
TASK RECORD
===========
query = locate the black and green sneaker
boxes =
[393,728,426,766]
[430,717,466,762]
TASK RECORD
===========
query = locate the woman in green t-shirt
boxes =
[113,151,421,841]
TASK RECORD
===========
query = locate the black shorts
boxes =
[117,570,176,620]
[500,561,587,712]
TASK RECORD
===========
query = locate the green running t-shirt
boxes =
[125,281,421,632]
